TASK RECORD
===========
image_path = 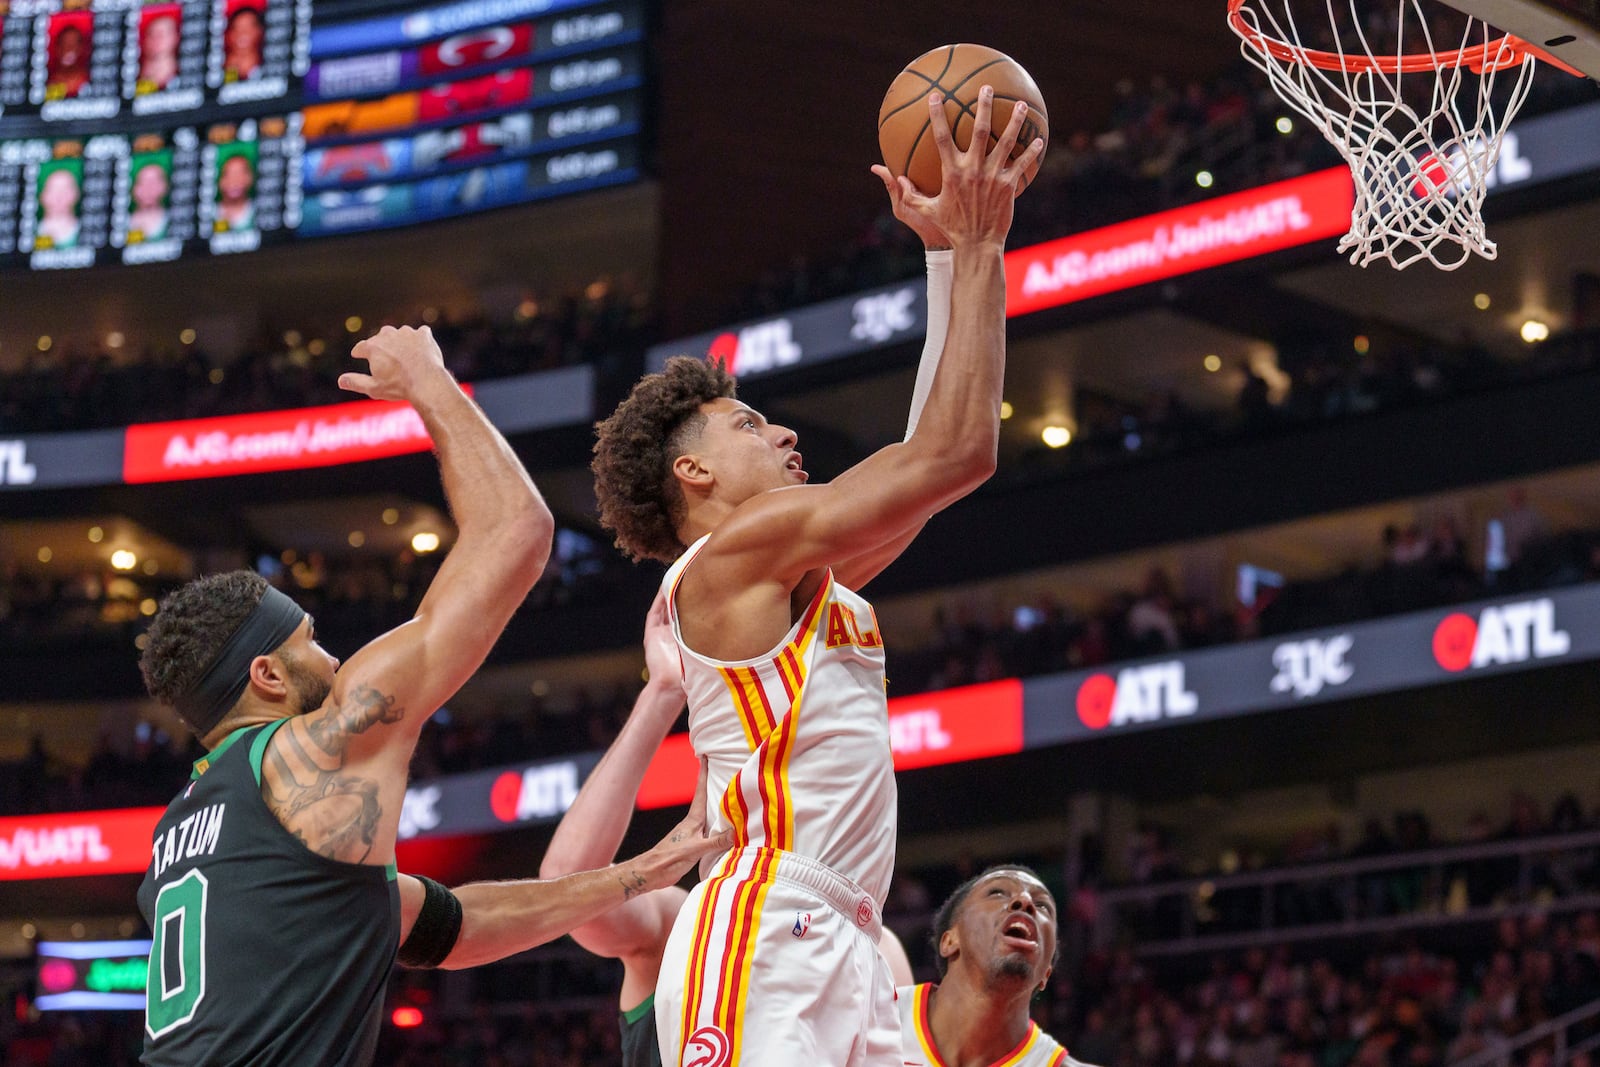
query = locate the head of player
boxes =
[131,160,170,236]
[932,865,1059,996]
[139,14,180,89]
[224,5,265,79]
[38,168,81,246]
[48,24,90,94]
[218,153,255,227]
[140,570,335,747]
[592,356,804,564]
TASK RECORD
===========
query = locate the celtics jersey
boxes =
[136,721,400,1067]
[619,995,661,1067]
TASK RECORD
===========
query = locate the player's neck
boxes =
[677,498,736,549]
[927,976,1037,1067]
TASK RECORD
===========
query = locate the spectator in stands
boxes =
[1500,488,1550,566]
[1128,567,1183,653]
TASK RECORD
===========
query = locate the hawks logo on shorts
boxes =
[683,1025,731,1067]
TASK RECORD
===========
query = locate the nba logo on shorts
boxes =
[792,911,811,938]
[683,1025,731,1067]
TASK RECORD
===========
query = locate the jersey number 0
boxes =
[145,869,210,1040]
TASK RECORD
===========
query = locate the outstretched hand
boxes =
[873,86,1044,251]
[339,324,450,402]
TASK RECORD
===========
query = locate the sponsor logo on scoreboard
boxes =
[1270,634,1354,699]
[489,761,580,823]
[1075,661,1198,730]
[418,23,534,75]
[1431,598,1571,672]
[708,318,802,376]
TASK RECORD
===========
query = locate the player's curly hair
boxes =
[930,863,1058,979]
[592,356,737,563]
[140,570,269,708]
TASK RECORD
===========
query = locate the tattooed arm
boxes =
[260,685,404,862]
[395,760,731,969]
[263,326,553,865]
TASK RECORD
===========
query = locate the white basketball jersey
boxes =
[897,984,1073,1067]
[663,535,897,905]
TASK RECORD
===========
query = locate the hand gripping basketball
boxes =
[881,87,1043,250]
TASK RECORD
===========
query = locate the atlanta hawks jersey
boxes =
[898,984,1072,1067]
[663,534,898,906]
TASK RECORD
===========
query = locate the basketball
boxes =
[877,44,1049,197]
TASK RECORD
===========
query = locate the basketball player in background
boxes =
[137,11,181,92]
[541,601,1080,1067]
[45,22,91,99]
[591,88,1041,1064]
[137,325,729,1067]
[904,865,1079,1067]
[222,4,265,80]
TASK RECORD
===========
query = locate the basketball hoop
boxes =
[1229,0,1549,270]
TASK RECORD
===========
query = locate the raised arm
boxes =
[260,326,554,866]
[398,760,729,970]
[538,592,688,1008]
[701,90,1041,591]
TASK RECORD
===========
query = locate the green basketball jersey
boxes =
[136,721,400,1067]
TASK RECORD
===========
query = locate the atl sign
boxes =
[1074,661,1197,730]
[1431,598,1570,672]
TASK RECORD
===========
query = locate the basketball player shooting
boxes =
[591,88,1042,1066]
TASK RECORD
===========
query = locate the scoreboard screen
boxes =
[0,0,645,270]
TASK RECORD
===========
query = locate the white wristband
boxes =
[905,248,954,441]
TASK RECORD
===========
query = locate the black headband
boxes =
[174,585,306,735]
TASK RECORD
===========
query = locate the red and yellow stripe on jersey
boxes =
[902,983,1070,1067]
[673,847,781,1061]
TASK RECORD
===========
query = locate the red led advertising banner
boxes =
[0,808,162,881]
[1004,167,1355,316]
[122,387,473,483]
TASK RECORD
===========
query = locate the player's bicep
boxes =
[831,519,928,591]
[397,873,425,944]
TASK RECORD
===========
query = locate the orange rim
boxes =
[1227,0,1540,74]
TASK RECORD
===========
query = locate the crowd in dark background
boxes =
[0,275,655,435]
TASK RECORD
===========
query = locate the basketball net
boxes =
[1229,0,1540,270]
